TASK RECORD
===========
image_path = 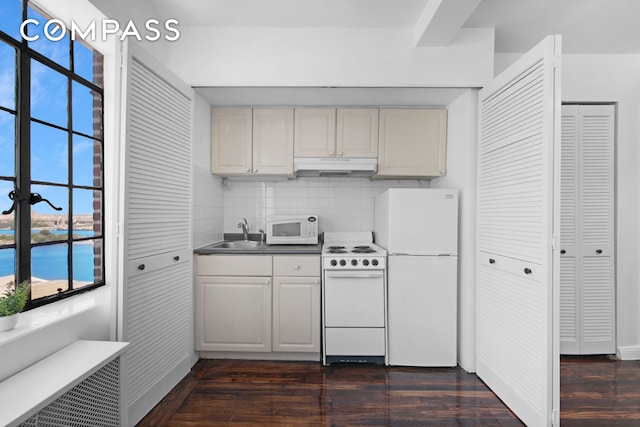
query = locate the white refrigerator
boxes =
[374,188,458,367]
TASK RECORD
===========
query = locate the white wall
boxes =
[431,89,479,372]
[152,27,494,88]
[192,94,225,248]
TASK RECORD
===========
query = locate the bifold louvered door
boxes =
[560,104,615,355]
[477,35,561,427]
[119,41,194,425]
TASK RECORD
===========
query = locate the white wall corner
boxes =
[617,345,640,360]
[414,0,483,47]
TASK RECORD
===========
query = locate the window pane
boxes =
[73,188,100,237]
[73,239,99,288]
[72,135,100,187]
[0,42,16,111]
[31,59,68,128]
[0,0,22,41]
[31,121,68,184]
[26,5,70,69]
[0,248,16,290]
[0,111,16,178]
[0,179,15,236]
[31,243,69,299]
[30,184,68,244]
[72,82,102,137]
[73,40,103,88]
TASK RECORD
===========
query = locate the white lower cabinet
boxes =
[195,276,271,352]
[195,254,320,359]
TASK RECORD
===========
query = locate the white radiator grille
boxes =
[19,359,120,427]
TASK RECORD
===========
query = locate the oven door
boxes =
[323,270,385,327]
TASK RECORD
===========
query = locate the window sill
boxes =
[0,286,109,347]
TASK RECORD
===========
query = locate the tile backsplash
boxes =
[223,177,425,235]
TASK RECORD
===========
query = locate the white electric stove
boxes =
[321,232,387,365]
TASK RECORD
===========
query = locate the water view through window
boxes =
[0,1,105,305]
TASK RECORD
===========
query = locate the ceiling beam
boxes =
[414,0,482,47]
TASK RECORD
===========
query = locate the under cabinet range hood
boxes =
[293,157,377,177]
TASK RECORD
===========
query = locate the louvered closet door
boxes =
[560,104,615,355]
[119,41,194,425]
[477,35,561,427]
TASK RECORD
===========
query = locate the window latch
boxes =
[2,190,62,215]
[2,190,18,215]
[29,193,63,211]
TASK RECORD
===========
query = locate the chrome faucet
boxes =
[238,218,249,241]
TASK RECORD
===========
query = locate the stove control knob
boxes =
[351,259,358,266]
[339,259,347,266]
[330,259,337,266]
[362,259,370,266]
[371,259,379,266]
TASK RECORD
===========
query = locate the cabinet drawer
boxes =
[197,255,272,276]
[273,256,320,277]
[325,328,385,355]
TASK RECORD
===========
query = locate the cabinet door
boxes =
[294,108,336,157]
[376,108,447,178]
[211,107,252,175]
[195,276,271,352]
[253,108,294,175]
[272,276,321,352]
[336,108,379,158]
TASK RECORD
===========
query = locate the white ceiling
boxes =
[90,0,640,54]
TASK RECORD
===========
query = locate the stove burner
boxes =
[328,248,347,254]
[329,246,346,250]
[352,246,375,253]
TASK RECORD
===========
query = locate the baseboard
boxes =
[127,354,192,426]
[616,345,640,360]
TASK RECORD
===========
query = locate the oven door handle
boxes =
[324,271,384,279]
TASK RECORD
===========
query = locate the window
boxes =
[0,1,105,308]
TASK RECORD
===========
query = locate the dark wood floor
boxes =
[138,356,640,426]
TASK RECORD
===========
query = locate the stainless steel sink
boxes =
[211,240,261,249]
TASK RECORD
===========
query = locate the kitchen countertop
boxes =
[194,233,322,255]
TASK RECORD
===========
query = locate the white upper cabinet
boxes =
[253,108,294,175]
[336,108,379,158]
[211,107,294,176]
[211,107,252,175]
[375,108,447,178]
[294,108,337,157]
[294,108,379,158]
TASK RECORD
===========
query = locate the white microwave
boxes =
[266,215,318,245]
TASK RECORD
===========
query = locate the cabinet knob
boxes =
[264,279,270,285]
[245,168,250,173]
[293,265,300,270]
[138,264,145,271]
[596,249,603,254]
[253,168,258,173]
[313,280,319,285]
[329,151,334,156]
[174,256,180,261]
[560,249,566,254]
[338,152,343,157]
[489,258,496,264]
[524,268,532,275]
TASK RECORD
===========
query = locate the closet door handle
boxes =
[138,264,146,271]
[524,268,532,275]
[174,256,180,261]
[560,249,566,254]
[489,258,496,264]
[596,249,603,254]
